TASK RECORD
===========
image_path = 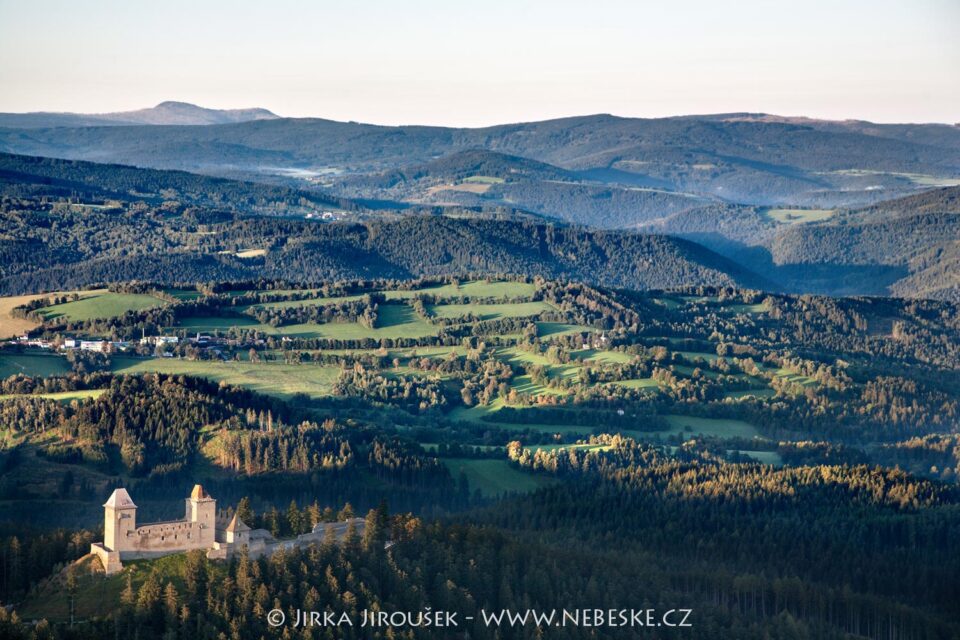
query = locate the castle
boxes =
[90,484,264,575]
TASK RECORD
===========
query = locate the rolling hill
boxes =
[1,111,957,211]
[768,188,960,300]
[0,153,767,293]
[0,151,359,216]
[3,151,957,299]
[642,187,960,299]
[0,210,771,295]
[334,149,709,228]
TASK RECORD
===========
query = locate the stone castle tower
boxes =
[103,487,137,555]
[185,484,216,546]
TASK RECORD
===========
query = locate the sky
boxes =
[0,0,958,126]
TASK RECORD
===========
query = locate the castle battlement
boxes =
[90,484,263,575]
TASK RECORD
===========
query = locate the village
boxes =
[4,331,266,360]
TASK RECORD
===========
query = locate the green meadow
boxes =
[428,301,554,321]
[661,415,761,439]
[37,292,167,322]
[442,458,555,496]
[462,175,505,184]
[383,280,537,300]
[536,322,595,337]
[176,304,439,340]
[0,353,72,377]
[763,208,836,224]
[0,389,105,403]
[112,356,340,400]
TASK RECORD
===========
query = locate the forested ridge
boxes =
[3,151,959,300]
[0,152,358,216]
[0,186,769,294]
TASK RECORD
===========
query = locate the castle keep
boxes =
[91,484,262,575]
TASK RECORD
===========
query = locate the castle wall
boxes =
[90,543,122,575]
[118,520,210,559]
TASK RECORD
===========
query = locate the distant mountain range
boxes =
[0,103,960,212]
[0,101,279,128]
[0,103,957,300]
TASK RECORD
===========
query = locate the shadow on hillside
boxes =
[666,232,910,296]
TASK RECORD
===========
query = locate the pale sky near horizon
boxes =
[0,0,957,126]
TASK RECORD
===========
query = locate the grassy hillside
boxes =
[37,292,166,321]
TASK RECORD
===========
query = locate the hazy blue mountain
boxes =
[0,101,279,128]
[0,111,956,211]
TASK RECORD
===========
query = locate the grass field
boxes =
[673,365,720,379]
[448,402,611,436]
[429,301,553,321]
[241,293,366,311]
[661,415,761,439]
[492,347,581,385]
[429,182,493,194]
[0,290,105,339]
[652,297,682,310]
[724,388,777,400]
[235,248,267,258]
[528,442,613,453]
[572,349,635,364]
[0,389,105,403]
[163,289,202,301]
[0,353,71,378]
[0,294,48,339]
[38,292,167,322]
[442,458,554,496]
[773,368,817,388]
[730,450,784,466]
[383,280,537,300]
[676,351,734,363]
[112,356,340,400]
[608,378,659,390]
[764,208,835,224]
[536,322,594,338]
[463,175,505,184]
[176,304,438,340]
[510,374,571,396]
[724,302,770,314]
[831,169,960,188]
[494,346,551,366]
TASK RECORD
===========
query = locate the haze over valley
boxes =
[2,104,958,300]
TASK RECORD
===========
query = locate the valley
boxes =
[0,107,958,640]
